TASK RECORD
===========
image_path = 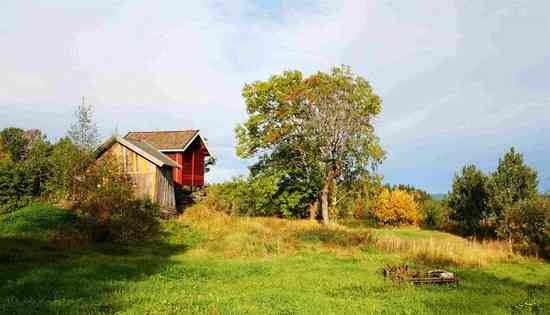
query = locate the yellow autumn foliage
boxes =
[372,189,420,225]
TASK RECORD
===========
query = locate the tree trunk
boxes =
[309,200,319,220]
[321,179,330,224]
[330,177,337,218]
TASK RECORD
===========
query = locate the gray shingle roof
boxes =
[96,137,180,168]
[125,130,199,150]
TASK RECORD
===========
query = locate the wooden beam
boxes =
[191,150,195,187]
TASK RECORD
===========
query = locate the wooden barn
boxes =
[95,137,181,210]
[125,130,211,187]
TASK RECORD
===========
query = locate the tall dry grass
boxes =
[178,205,530,267]
[374,235,523,267]
[177,205,372,258]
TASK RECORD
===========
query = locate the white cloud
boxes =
[1,0,549,190]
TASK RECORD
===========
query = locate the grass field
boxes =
[1,204,549,314]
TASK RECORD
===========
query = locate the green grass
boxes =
[0,203,77,238]
[1,204,549,314]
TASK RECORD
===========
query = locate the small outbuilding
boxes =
[125,130,211,187]
[96,136,180,211]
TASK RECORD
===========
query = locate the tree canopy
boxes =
[448,164,490,234]
[237,66,384,223]
[487,147,538,217]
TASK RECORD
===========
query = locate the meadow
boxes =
[1,204,549,315]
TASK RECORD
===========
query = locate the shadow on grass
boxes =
[0,236,187,314]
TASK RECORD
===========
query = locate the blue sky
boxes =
[1,1,549,193]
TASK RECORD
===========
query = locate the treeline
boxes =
[448,148,548,257]
[206,146,548,257]
[0,103,160,242]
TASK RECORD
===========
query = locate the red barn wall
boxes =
[164,137,206,187]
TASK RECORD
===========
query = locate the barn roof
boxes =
[96,137,181,168]
[125,130,198,150]
[125,130,211,155]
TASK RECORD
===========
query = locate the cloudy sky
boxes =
[1,1,549,193]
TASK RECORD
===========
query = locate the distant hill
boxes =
[431,193,447,200]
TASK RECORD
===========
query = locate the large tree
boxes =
[237,66,384,223]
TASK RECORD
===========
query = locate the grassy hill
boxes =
[1,204,549,314]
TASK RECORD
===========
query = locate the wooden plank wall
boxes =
[156,167,176,209]
[100,142,176,209]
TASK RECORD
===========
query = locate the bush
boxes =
[205,173,313,218]
[205,175,278,216]
[72,157,160,242]
[0,160,35,214]
[78,198,160,242]
[497,197,550,258]
[372,189,420,225]
[420,199,451,230]
[45,137,91,202]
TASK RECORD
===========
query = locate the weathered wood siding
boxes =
[156,166,176,209]
[99,142,176,209]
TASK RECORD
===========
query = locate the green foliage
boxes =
[205,173,315,218]
[72,157,160,242]
[0,129,83,213]
[237,66,384,223]
[0,159,35,213]
[448,164,490,234]
[487,147,539,218]
[46,137,92,200]
[335,174,382,221]
[0,127,29,162]
[497,197,550,258]
[420,198,451,230]
[446,147,543,248]
[20,138,55,196]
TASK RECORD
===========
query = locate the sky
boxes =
[1,0,549,193]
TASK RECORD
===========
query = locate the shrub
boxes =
[420,199,451,230]
[497,197,550,258]
[205,173,313,218]
[78,198,160,242]
[0,160,34,214]
[72,157,160,242]
[372,189,420,225]
[45,137,91,201]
